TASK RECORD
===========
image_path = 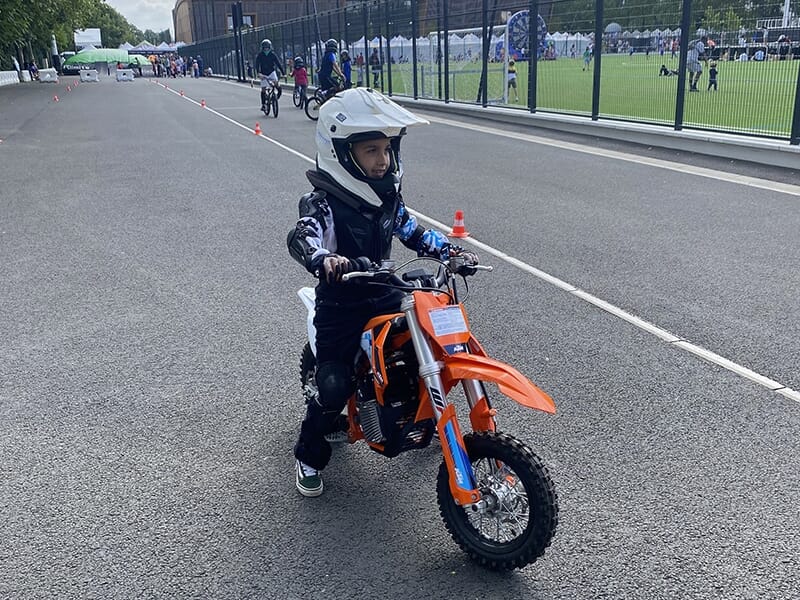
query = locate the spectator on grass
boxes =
[507,58,519,102]
[356,52,364,86]
[686,36,707,92]
[340,50,352,88]
[369,48,381,87]
[582,46,592,71]
[707,61,718,91]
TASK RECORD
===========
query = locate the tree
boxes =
[0,0,140,69]
[142,29,173,44]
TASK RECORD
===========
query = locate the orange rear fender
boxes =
[443,353,556,414]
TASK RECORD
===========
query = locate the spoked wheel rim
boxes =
[436,431,558,570]
[293,89,303,107]
[300,342,318,405]
[305,97,321,121]
[467,459,530,543]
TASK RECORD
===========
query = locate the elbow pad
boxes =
[287,224,323,273]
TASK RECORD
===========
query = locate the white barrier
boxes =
[38,68,58,83]
[80,69,100,82]
[116,69,134,82]
[20,70,31,82]
[0,70,19,86]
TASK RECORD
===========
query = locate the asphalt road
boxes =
[1,74,798,600]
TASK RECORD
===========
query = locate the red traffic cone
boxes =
[66,85,71,92]
[450,210,469,238]
[164,84,169,90]
[53,95,59,102]
[254,122,262,135]
[200,99,206,108]
[180,89,184,96]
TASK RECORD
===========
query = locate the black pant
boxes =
[294,288,404,470]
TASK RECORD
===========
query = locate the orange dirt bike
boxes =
[296,255,558,570]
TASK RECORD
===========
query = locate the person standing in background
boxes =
[340,50,352,88]
[369,48,381,87]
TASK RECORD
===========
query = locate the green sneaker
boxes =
[295,460,323,497]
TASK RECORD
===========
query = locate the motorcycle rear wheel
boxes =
[436,431,558,570]
[300,342,316,404]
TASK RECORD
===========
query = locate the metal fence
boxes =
[179,0,800,144]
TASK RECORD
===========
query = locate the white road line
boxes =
[161,83,799,404]
[423,115,800,199]
[157,83,315,164]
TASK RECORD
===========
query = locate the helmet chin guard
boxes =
[315,88,429,208]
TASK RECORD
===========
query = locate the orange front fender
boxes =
[443,353,556,414]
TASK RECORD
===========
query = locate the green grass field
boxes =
[384,54,799,138]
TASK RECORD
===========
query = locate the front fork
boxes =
[401,295,494,507]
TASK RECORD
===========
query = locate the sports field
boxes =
[386,54,799,138]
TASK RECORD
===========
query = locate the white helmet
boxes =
[316,88,428,207]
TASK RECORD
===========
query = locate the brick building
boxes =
[173,0,346,43]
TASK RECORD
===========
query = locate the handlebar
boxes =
[340,257,492,286]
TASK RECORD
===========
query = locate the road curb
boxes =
[210,75,800,171]
[389,96,800,171]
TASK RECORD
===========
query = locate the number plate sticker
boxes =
[429,306,467,336]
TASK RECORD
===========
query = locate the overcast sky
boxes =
[105,0,175,37]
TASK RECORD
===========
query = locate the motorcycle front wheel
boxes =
[271,94,279,118]
[304,96,322,121]
[436,431,558,570]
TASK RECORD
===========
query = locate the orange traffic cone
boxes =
[201,99,206,108]
[66,85,71,92]
[53,95,59,102]
[180,89,184,96]
[254,122,262,135]
[450,210,469,238]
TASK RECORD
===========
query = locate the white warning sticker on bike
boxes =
[429,306,467,336]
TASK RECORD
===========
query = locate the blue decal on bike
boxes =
[444,422,476,490]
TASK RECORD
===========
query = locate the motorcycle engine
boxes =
[373,347,434,457]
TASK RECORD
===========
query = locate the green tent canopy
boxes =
[64,48,131,65]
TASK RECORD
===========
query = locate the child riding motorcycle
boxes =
[286,88,476,496]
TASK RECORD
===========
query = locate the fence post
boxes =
[528,0,539,113]
[363,1,369,85]
[411,0,418,99]
[385,2,392,94]
[674,0,692,130]
[443,0,450,102]
[480,0,489,107]
[791,59,800,145]
[591,0,603,120]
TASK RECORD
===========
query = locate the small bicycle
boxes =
[261,79,281,118]
[293,84,307,109]
[304,82,344,121]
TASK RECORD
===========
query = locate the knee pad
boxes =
[315,361,354,410]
